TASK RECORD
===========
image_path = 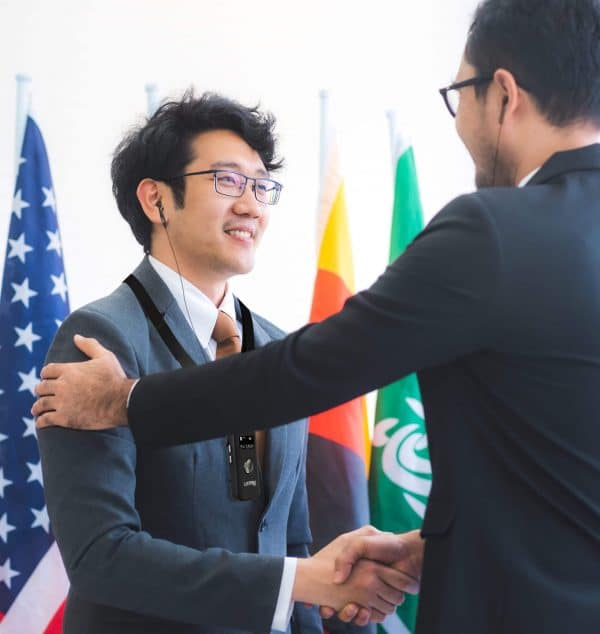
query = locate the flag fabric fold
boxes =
[0,115,69,632]
[306,112,372,633]
[369,138,431,634]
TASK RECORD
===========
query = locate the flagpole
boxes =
[387,109,410,174]
[386,109,398,173]
[318,89,329,194]
[145,83,160,117]
[316,90,330,254]
[15,73,32,177]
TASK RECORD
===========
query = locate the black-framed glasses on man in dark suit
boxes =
[439,76,493,117]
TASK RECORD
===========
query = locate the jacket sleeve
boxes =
[129,194,502,446]
[38,307,283,630]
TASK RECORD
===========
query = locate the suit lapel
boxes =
[238,300,289,507]
[131,258,210,366]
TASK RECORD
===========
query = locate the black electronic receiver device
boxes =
[227,433,260,500]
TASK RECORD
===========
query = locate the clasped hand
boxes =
[292,526,423,626]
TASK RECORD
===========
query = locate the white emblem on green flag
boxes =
[373,399,431,519]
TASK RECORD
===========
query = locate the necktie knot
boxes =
[212,311,241,358]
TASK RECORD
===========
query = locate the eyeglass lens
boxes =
[446,90,460,116]
[214,171,281,205]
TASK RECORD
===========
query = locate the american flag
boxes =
[0,116,69,632]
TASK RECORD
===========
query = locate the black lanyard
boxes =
[124,274,262,501]
[124,274,255,368]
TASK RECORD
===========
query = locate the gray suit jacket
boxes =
[38,258,322,634]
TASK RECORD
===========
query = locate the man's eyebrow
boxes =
[210,160,269,177]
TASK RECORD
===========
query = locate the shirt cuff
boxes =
[126,379,140,410]
[271,557,297,632]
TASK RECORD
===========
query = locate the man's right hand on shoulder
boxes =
[33,334,134,430]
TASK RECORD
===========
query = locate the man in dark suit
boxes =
[35,0,600,631]
[34,93,411,633]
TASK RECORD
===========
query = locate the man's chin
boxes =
[226,259,255,278]
[475,169,493,189]
[475,162,516,189]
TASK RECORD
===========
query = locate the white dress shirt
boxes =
[148,255,239,359]
[518,167,541,187]
[147,256,296,632]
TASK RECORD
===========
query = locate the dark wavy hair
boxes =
[111,91,283,251]
[465,0,600,126]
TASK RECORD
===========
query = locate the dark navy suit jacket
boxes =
[129,146,600,633]
[38,258,321,633]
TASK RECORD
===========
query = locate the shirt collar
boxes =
[148,255,238,349]
[518,167,541,187]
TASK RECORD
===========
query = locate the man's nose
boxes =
[233,181,262,216]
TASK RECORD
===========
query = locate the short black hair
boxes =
[111,91,283,251]
[465,0,600,126]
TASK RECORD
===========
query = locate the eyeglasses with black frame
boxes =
[439,76,493,117]
[170,169,283,205]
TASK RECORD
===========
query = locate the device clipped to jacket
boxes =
[227,433,261,501]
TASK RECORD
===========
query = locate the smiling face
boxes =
[157,129,272,290]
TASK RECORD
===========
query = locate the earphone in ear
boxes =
[156,200,167,226]
[499,95,509,124]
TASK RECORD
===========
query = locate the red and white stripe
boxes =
[0,542,68,633]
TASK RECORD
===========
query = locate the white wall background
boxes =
[0,0,479,334]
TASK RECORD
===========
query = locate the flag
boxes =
[369,137,431,634]
[306,111,372,632]
[0,116,69,632]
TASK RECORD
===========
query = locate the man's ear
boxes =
[493,68,520,123]
[137,179,165,225]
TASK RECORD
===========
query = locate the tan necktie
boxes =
[212,311,265,467]
[213,310,242,358]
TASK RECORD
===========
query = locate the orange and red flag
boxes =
[306,101,371,562]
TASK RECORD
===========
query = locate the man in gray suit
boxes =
[36,93,410,633]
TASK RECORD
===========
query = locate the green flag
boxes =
[369,139,431,634]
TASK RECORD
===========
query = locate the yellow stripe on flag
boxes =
[316,183,355,294]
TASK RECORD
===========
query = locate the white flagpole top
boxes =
[315,90,346,254]
[145,83,160,117]
[15,74,32,178]
[319,90,330,184]
[386,109,411,168]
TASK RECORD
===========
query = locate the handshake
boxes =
[292,526,423,626]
